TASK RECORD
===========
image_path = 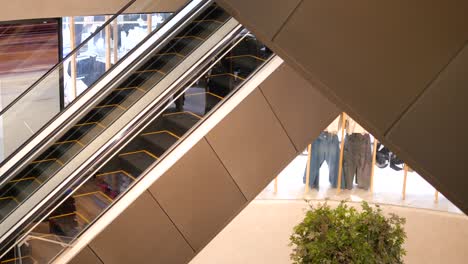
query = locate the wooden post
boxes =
[336,112,347,193]
[370,138,378,193]
[402,164,409,200]
[69,17,77,100]
[113,19,118,63]
[304,144,312,194]
[435,190,439,203]
[274,177,278,194]
[105,16,111,70]
[147,14,152,34]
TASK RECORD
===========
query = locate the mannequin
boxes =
[303,115,345,189]
[343,117,372,190]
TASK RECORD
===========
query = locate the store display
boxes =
[343,133,372,190]
[342,117,372,190]
[303,116,345,189]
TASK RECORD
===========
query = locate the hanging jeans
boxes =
[303,132,344,188]
[343,133,372,190]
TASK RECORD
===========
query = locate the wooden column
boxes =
[304,144,312,194]
[69,17,77,100]
[370,138,378,193]
[113,19,118,63]
[274,177,278,194]
[336,112,347,193]
[435,190,439,203]
[147,14,152,34]
[105,16,111,70]
[402,164,409,200]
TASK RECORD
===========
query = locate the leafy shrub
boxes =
[290,201,406,264]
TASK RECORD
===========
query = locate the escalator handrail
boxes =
[0,0,137,117]
[0,0,228,252]
[48,51,282,264]
[9,21,247,260]
[0,0,208,186]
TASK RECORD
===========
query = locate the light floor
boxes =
[190,200,468,264]
[257,153,462,214]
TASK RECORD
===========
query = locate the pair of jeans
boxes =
[303,132,344,188]
[343,133,372,190]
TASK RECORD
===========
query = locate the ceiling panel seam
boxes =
[203,137,249,201]
[145,190,197,253]
[384,39,468,137]
[258,85,300,153]
[87,245,105,264]
[271,0,305,42]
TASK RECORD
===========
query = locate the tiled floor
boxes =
[257,152,463,214]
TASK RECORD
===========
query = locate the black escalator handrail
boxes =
[0,0,137,117]
[0,0,207,181]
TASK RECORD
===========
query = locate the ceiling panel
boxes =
[148,138,247,251]
[387,44,468,213]
[273,0,468,135]
[216,0,301,42]
[90,192,194,264]
[260,64,340,150]
[206,89,297,200]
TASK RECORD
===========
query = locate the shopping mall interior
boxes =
[0,0,466,263]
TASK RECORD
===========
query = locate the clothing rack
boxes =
[336,112,347,193]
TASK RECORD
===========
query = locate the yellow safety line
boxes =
[53,139,85,146]
[186,91,224,100]
[31,158,64,165]
[0,196,19,203]
[49,212,75,220]
[193,19,223,24]
[119,150,159,160]
[208,73,246,80]
[114,86,146,93]
[73,191,100,198]
[74,121,106,129]
[73,190,114,203]
[47,211,90,224]
[75,211,91,224]
[94,104,127,111]
[9,177,40,184]
[96,170,136,180]
[225,54,267,61]
[154,52,185,58]
[1,256,31,264]
[141,130,180,139]
[174,35,205,41]
[163,111,202,119]
[134,69,166,75]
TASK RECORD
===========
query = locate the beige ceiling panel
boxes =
[0,0,184,21]
[90,191,194,264]
[206,89,297,200]
[69,246,103,264]
[273,0,468,136]
[148,138,247,251]
[216,0,301,42]
[387,44,468,214]
[260,64,340,150]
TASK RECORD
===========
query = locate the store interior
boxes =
[258,113,462,214]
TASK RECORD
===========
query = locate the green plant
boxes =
[289,201,406,264]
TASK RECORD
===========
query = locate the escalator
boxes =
[0,1,290,263]
[0,1,236,225]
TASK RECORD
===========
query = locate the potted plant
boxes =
[290,201,406,264]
